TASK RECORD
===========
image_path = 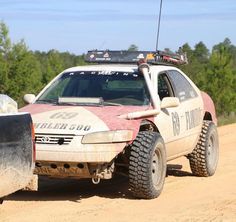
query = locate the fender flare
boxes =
[201,91,217,125]
[139,119,159,133]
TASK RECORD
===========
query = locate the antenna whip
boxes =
[156,0,163,51]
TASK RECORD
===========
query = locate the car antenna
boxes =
[85,0,188,66]
[155,0,163,52]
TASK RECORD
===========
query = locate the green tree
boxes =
[42,49,64,84]
[180,43,193,58]
[180,43,195,79]
[164,48,174,54]
[0,22,42,106]
[213,38,232,52]
[213,38,236,68]
[203,45,236,115]
[0,22,11,56]
[193,41,209,63]
[7,40,42,106]
[128,44,138,51]
[0,22,11,93]
[180,42,208,84]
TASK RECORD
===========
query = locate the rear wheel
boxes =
[129,131,166,199]
[188,121,219,177]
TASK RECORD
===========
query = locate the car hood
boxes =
[20,104,150,136]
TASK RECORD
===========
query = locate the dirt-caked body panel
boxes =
[0,113,34,198]
[148,66,205,160]
[20,104,148,163]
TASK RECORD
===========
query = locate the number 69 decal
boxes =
[171,112,180,136]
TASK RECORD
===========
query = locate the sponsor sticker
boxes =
[34,122,91,131]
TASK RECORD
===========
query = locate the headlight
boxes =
[82,130,133,144]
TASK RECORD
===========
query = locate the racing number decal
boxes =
[172,112,180,136]
[50,112,78,119]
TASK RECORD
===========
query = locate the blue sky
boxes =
[0,0,235,54]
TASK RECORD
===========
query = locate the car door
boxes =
[153,71,189,160]
[166,69,203,155]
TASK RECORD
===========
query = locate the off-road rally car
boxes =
[0,95,36,203]
[21,50,219,199]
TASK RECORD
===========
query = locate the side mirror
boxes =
[161,97,180,109]
[24,94,36,104]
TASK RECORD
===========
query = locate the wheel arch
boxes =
[201,91,217,125]
[139,119,160,133]
[203,111,213,121]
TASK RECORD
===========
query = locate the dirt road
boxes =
[1,124,236,222]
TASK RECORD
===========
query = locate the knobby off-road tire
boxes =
[129,131,166,199]
[188,120,219,177]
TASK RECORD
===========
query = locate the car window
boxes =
[38,77,71,101]
[157,73,174,100]
[168,70,197,102]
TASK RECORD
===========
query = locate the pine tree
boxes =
[0,22,11,93]
[203,45,236,115]
[7,40,42,106]
[42,49,64,84]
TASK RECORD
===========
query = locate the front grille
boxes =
[35,134,74,145]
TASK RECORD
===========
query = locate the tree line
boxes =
[0,22,86,107]
[0,22,235,117]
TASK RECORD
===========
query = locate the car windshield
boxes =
[36,71,150,106]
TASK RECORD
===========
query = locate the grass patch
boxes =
[218,114,236,126]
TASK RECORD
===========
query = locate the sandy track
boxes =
[1,124,236,222]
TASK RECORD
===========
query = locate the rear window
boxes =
[168,70,197,101]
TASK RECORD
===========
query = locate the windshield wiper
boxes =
[103,101,122,106]
[35,99,57,104]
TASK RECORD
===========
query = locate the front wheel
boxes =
[188,121,219,177]
[129,131,166,199]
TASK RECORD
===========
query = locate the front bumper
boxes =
[35,135,128,163]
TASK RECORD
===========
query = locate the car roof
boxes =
[64,64,181,73]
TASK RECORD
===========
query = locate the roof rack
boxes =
[85,50,188,66]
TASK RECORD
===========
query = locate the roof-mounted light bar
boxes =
[85,50,188,66]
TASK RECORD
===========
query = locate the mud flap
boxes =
[0,113,35,198]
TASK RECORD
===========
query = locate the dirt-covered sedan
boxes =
[21,50,219,199]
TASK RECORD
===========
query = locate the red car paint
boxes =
[201,91,217,125]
